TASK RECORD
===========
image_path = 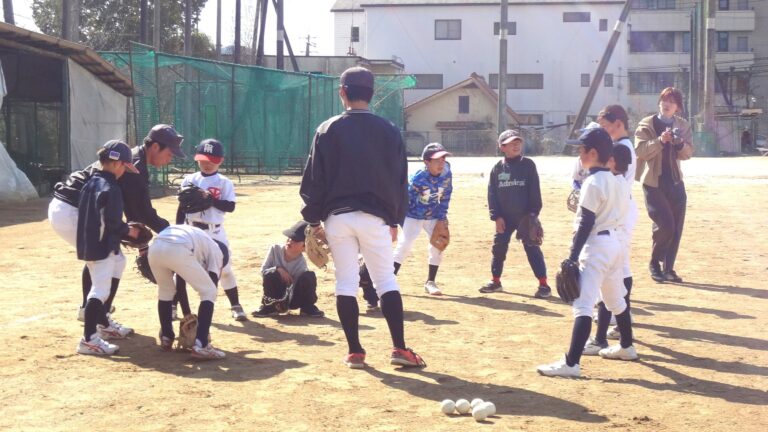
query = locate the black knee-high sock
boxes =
[595,302,611,344]
[624,277,633,310]
[224,287,240,307]
[81,265,91,308]
[393,262,402,275]
[566,316,592,367]
[337,295,363,353]
[175,276,192,316]
[158,300,174,338]
[615,308,634,348]
[380,291,406,350]
[427,265,438,282]
[103,278,120,314]
[195,300,214,346]
[83,298,104,341]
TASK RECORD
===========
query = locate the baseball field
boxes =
[1,156,766,431]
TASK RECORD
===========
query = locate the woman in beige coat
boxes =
[634,87,693,283]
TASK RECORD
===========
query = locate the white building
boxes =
[332,0,759,132]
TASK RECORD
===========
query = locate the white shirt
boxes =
[181,172,236,225]
[572,157,589,186]
[573,170,625,234]
[615,137,637,184]
[155,225,224,275]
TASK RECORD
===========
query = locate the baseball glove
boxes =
[175,313,198,351]
[304,225,330,269]
[556,259,581,303]
[135,253,156,284]
[121,222,153,249]
[430,220,450,252]
[178,184,213,213]
[567,189,580,213]
[262,280,292,314]
[516,214,544,246]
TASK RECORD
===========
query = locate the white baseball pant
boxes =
[148,240,218,303]
[48,198,78,247]
[393,217,443,266]
[572,233,627,318]
[207,225,237,290]
[324,211,399,298]
[85,251,126,302]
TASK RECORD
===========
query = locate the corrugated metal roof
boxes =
[0,22,133,96]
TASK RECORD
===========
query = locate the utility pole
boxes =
[304,34,316,56]
[234,0,241,64]
[256,0,268,66]
[62,0,80,42]
[701,0,716,132]
[153,0,161,50]
[497,0,508,135]
[689,3,698,119]
[250,0,261,62]
[3,0,14,25]
[140,0,148,44]
[276,0,285,70]
[217,0,222,60]
[568,0,631,138]
[183,0,191,56]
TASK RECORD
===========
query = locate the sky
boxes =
[8,0,338,55]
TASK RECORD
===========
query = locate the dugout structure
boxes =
[101,43,415,185]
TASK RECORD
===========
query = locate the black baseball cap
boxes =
[195,139,224,164]
[498,129,523,144]
[283,221,309,242]
[146,124,185,158]
[100,140,139,173]
[578,128,613,159]
[340,67,374,89]
[421,142,451,160]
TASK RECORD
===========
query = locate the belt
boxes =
[191,221,220,230]
[597,230,610,236]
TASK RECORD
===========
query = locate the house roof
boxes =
[0,22,133,96]
[406,72,520,123]
[334,0,620,9]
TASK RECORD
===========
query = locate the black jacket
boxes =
[299,109,408,226]
[77,171,129,261]
[487,156,542,221]
[53,163,99,207]
[117,145,170,233]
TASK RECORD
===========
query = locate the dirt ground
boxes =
[1,156,766,431]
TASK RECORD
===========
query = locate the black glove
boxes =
[556,259,580,303]
[178,185,214,213]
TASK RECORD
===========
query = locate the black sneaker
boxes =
[649,261,665,283]
[300,305,325,318]
[664,269,683,283]
[479,281,503,293]
[534,284,552,299]
[252,304,278,318]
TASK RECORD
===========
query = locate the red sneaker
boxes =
[343,352,366,369]
[391,348,427,368]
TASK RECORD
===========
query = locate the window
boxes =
[350,26,359,42]
[488,73,544,89]
[604,73,614,87]
[682,32,691,53]
[719,0,730,10]
[412,74,443,89]
[631,0,676,9]
[628,71,682,94]
[630,31,675,52]
[737,36,748,52]
[563,12,591,22]
[581,74,591,87]
[458,96,470,114]
[718,32,729,52]
[715,71,749,94]
[493,21,517,35]
[435,19,461,40]
[516,114,544,126]
[599,19,608,32]
[737,0,749,10]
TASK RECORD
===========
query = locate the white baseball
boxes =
[472,405,488,421]
[482,401,496,416]
[455,399,471,414]
[470,398,484,408]
[440,399,455,414]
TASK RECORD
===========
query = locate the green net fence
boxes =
[100,43,415,184]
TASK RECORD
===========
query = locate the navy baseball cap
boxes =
[422,142,451,160]
[578,128,613,155]
[498,129,523,144]
[195,139,224,164]
[283,221,309,242]
[340,67,374,89]
[101,140,139,173]
[146,124,185,158]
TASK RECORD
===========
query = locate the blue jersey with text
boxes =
[406,165,452,220]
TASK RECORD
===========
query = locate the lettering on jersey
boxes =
[418,186,445,204]
[498,171,525,188]
[207,186,221,200]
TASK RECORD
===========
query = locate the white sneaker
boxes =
[423,281,442,296]
[591,310,617,326]
[97,321,132,340]
[607,326,621,340]
[599,344,639,361]
[583,338,608,356]
[536,356,580,377]
[231,305,247,321]
[191,340,226,360]
[77,335,119,355]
